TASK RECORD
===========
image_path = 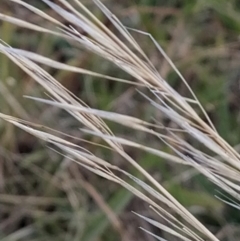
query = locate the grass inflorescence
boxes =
[0,0,240,240]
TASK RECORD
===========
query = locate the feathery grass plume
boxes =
[0,0,240,240]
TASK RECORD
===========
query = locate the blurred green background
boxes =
[0,0,240,240]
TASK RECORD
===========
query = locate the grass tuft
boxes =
[1,0,240,240]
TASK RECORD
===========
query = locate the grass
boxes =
[0,0,240,240]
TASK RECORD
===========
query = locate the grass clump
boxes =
[0,0,240,240]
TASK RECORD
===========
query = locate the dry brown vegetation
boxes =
[0,0,240,240]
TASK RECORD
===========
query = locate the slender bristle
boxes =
[0,1,240,241]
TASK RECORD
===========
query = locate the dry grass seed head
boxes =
[1,0,240,240]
